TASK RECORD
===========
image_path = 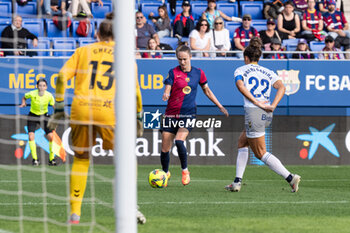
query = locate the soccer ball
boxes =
[148,169,168,188]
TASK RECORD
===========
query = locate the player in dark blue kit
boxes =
[161,45,229,186]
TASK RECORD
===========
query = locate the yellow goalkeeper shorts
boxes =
[70,124,114,155]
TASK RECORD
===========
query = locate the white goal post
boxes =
[114,0,137,233]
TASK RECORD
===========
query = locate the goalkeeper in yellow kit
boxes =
[48,19,145,224]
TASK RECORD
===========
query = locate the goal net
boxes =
[0,24,117,233]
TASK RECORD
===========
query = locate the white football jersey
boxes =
[234,64,281,108]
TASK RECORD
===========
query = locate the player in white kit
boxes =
[225,37,301,193]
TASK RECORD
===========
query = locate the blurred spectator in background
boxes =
[265,38,286,59]
[189,18,211,57]
[40,0,52,16]
[135,11,160,49]
[174,0,195,40]
[142,38,163,58]
[0,15,38,56]
[50,0,73,18]
[233,14,260,58]
[149,5,171,38]
[168,0,177,16]
[319,35,344,59]
[323,0,349,39]
[323,0,350,58]
[202,0,241,29]
[277,1,301,39]
[210,17,231,57]
[302,0,324,42]
[263,0,285,20]
[292,0,308,17]
[292,38,315,58]
[68,0,93,18]
[260,18,288,50]
[318,0,342,14]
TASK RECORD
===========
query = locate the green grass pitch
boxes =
[0,165,350,233]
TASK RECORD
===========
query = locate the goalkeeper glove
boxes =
[136,111,144,137]
[47,101,68,130]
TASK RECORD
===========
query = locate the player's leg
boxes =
[236,131,249,182]
[248,136,301,192]
[175,128,190,185]
[161,131,175,179]
[69,124,93,224]
[225,130,249,192]
[45,114,55,164]
[44,116,56,165]
[46,132,56,165]
[99,125,146,224]
[28,114,39,165]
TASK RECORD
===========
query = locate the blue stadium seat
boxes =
[0,2,11,18]
[72,20,95,38]
[240,1,263,19]
[15,1,37,16]
[141,2,162,18]
[217,3,238,17]
[310,41,325,58]
[46,19,69,37]
[23,19,44,37]
[78,37,97,47]
[225,21,241,38]
[310,41,325,52]
[53,38,76,56]
[191,2,207,19]
[91,2,113,18]
[27,37,51,56]
[94,18,104,30]
[252,19,267,32]
[282,38,299,48]
[182,37,189,43]
[0,18,11,36]
[286,44,298,58]
[160,37,178,50]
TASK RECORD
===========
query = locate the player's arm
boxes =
[162,85,172,101]
[267,80,285,112]
[201,84,229,117]
[55,73,66,102]
[136,78,143,115]
[135,64,144,137]
[48,50,79,129]
[236,78,267,110]
[19,91,31,107]
[49,92,55,110]
[19,96,27,107]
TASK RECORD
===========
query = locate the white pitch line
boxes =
[0,202,111,206]
[0,180,112,183]
[0,229,13,233]
[0,200,348,206]
[139,200,350,205]
[0,179,349,183]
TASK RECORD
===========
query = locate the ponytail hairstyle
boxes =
[243,37,263,62]
[98,20,113,40]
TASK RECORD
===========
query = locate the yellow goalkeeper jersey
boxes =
[56,41,142,126]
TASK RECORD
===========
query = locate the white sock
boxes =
[236,147,249,179]
[261,152,290,179]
